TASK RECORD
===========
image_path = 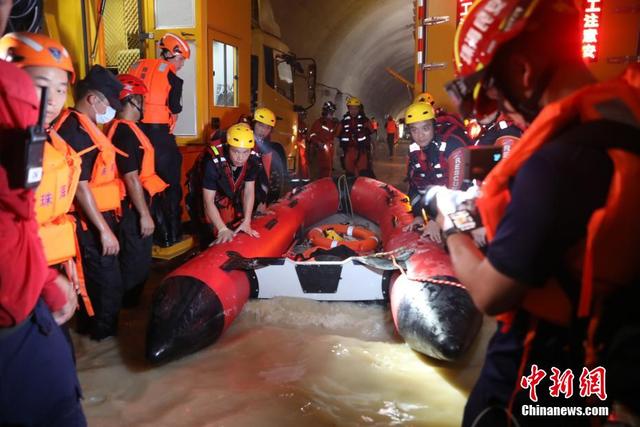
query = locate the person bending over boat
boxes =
[202,123,261,244]
[403,101,467,242]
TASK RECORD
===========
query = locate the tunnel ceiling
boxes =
[270,0,415,121]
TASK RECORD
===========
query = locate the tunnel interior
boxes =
[271,0,417,122]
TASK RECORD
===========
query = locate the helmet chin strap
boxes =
[495,67,554,124]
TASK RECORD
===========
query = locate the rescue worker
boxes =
[252,106,287,207]
[415,91,472,146]
[308,100,339,179]
[473,110,523,152]
[0,15,85,427]
[370,115,379,155]
[105,74,168,307]
[431,1,640,425]
[404,101,468,242]
[202,123,261,245]
[55,65,126,341]
[384,115,398,157]
[0,32,91,313]
[338,97,374,177]
[129,32,190,247]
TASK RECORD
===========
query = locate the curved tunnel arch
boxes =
[271,0,415,121]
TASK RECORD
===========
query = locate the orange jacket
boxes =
[54,109,127,213]
[385,118,397,134]
[309,117,339,146]
[34,130,82,266]
[105,119,169,198]
[477,65,640,327]
[128,58,175,125]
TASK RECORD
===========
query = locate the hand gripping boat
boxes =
[147,177,482,364]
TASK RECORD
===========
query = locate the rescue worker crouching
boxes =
[338,96,374,177]
[55,65,126,341]
[472,109,523,151]
[403,101,467,242]
[105,74,168,308]
[414,91,473,147]
[308,100,339,179]
[129,32,190,247]
[252,106,287,208]
[202,123,261,244]
[431,0,640,424]
[0,16,85,427]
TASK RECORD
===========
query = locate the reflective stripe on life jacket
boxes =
[129,58,175,125]
[54,109,127,213]
[339,113,371,148]
[34,129,82,265]
[104,119,169,198]
[477,64,640,327]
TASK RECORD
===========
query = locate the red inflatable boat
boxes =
[147,177,482,363]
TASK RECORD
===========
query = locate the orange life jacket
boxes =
[477,64,640,328]
[34,129,82,265]
[104,119,169,198]
[54,109,127,213]
[34,129,95,316]
[128,58,175,125]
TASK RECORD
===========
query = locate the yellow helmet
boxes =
[405,102,436,125]
[414,92,435,105]
[346,97,362,107]
[227,123,255,149]
[254,107,276,127]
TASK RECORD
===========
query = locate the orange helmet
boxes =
[116,74,147,100]
[159,33,191,60]
[0,32,76,83]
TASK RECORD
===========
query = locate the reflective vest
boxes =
[34,130,81,265]
[477,65,640,330]
[54,109,127,213]
[104,119,169,198]
[309,117,339,146]
[129,58,175,125]
[339,113,371,149]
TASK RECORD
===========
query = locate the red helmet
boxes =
[446,0,577,118]
[159,33,191,60]
[116,74,147,101]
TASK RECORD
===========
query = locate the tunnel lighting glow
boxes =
[581,0,603,62]
[457,1,473,25]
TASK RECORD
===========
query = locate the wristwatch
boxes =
[443,209,477,239]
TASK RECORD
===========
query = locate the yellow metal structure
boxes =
[151,236,194,260]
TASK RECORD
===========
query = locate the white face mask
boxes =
[94,104,116,124]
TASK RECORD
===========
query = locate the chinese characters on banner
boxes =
[521,365,608,402]
[582,0,603,62]
[457,0,474,25]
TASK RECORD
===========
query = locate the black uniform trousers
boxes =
[139,123,183,246]
[74,211,123,340]
[0,300,86,426]
[118,199,153,307]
